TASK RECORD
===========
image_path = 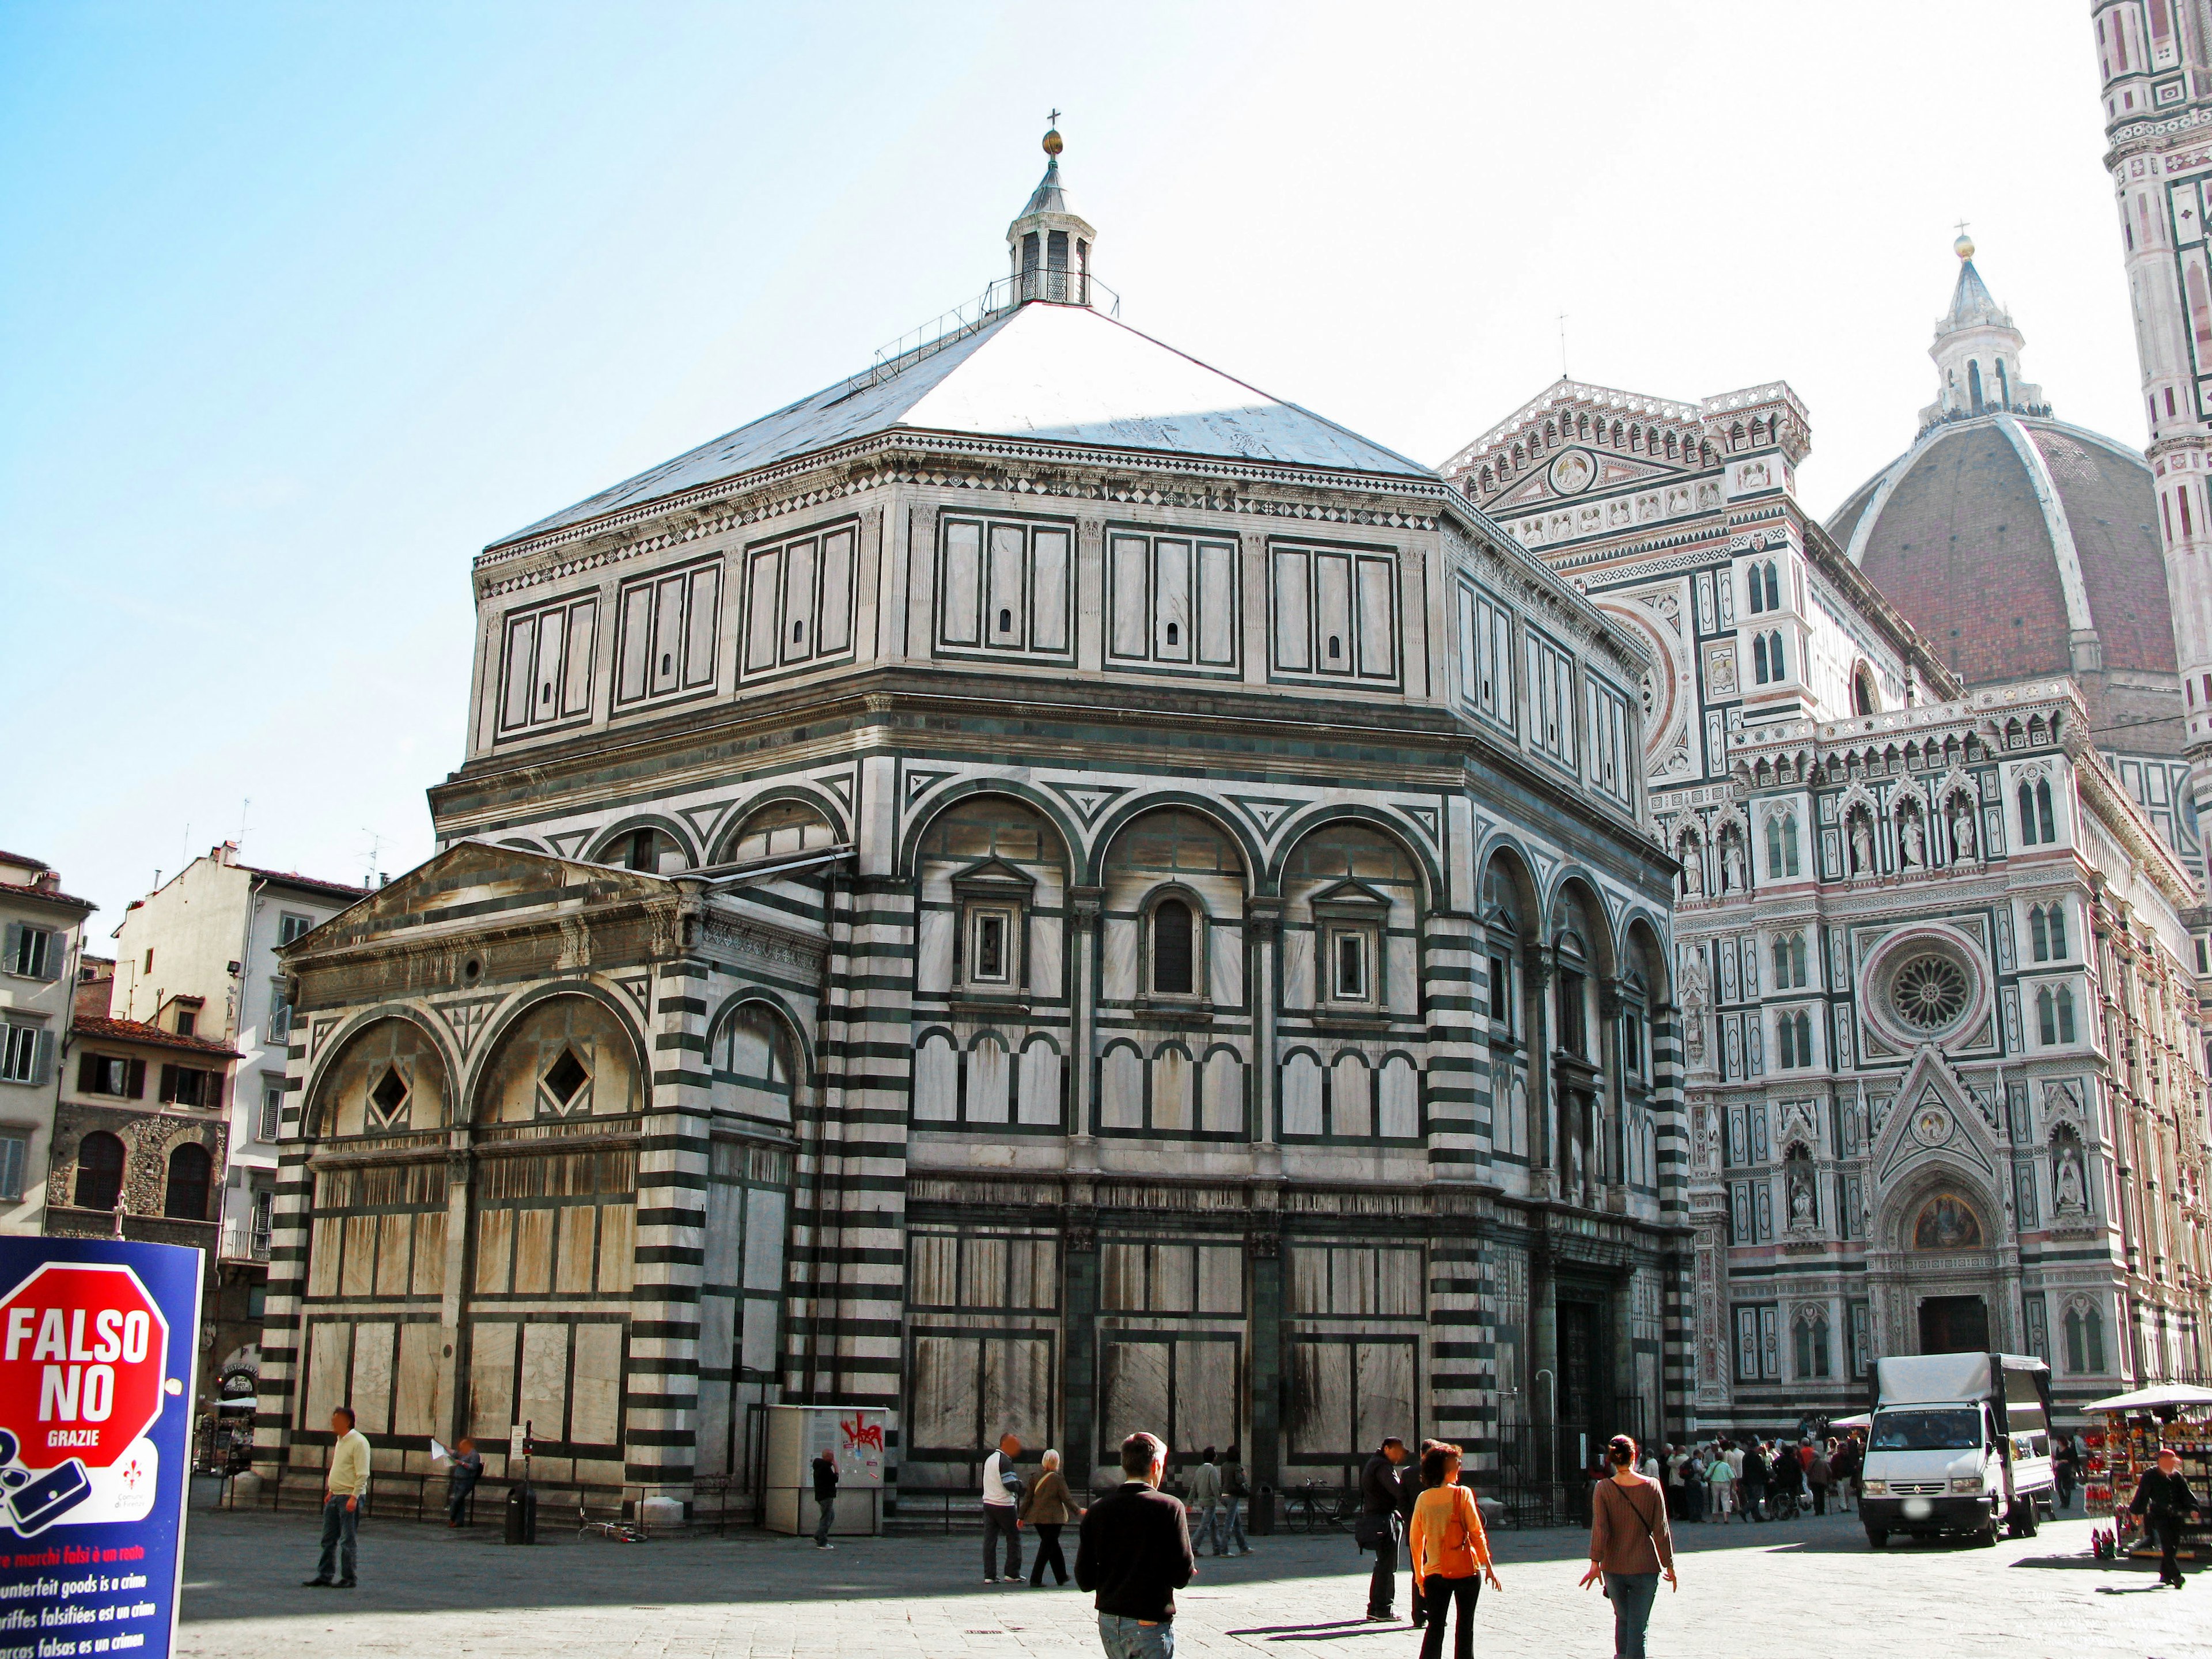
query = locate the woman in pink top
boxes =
[1580,1435,1677,1659]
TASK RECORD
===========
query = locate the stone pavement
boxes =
[174,1494,2207,1659]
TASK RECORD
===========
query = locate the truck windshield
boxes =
[1870,1408,1980,1451]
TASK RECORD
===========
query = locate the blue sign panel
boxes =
[0,1238,203,1659]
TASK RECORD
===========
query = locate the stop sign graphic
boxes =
[0,1262,171,1471]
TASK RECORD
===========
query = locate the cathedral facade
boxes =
[251,142,1686,1511]
[1445,256,2212,1426]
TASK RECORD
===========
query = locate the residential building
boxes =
[0,850,93,1234]
[249,131,1686,1515]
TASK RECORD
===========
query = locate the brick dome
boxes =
[1825,413,2180,753]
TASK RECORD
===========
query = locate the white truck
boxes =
[1859,1352,2056,1548]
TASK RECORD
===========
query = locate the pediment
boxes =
[950,856,1037,895]
[294,840,676,950]
[1309,878,1391,912]
[1871,1046,1999,1190]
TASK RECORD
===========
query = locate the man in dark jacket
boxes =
[1358,1437,1409,1622]
[810,1448,839,1548]
[1076,1431,1195,1659]
[2130,1446,2203,1588]
[1737,1440,1769,1522]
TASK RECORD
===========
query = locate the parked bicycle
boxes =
[578,1501,649,1543]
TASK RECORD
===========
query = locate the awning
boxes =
[2081,1384,2212,1414]
[1831,1412,1872,1430]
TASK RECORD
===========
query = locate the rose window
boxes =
[1891,955,1968,1029]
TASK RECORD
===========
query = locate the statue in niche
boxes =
[1721,830,1747,892]
[1950,796,1978,861]
[1787,1161,1817,1229]
[1849,811,1875,875]
[1899,810,1925,869]
[1680,837,1704,897]
[2053,1135,2088,1214]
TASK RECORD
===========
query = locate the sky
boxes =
[0,1,2144,936]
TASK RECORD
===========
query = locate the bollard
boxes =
[504,1480,537,1544]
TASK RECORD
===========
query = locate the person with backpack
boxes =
[1581,1435,1677,1659]
[1407,1441,1503,1659]
[1358,1437,1411,1622]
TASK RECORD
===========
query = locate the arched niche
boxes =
[913,794,1070,1001]
[472,993,642,1125]
[1280,820,1422,1017]
[310,1017,450,1138]
[1100,808,1247,1009]
[718,798,840,865]
[711,999,804,1126]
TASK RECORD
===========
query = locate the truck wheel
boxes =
[1975,1517,2000,1548]
[1864,1526,1887,1549]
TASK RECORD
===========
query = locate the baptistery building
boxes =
[252,137,1685,1514]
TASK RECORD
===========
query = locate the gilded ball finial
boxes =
[1043,127,1063,157]
[1955,231,1974,260]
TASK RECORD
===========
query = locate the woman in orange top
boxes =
[1407,1441,1502,1659]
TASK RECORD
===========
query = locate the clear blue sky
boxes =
[1,2,2138,932]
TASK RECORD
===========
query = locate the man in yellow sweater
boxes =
[303,1407,370,1589]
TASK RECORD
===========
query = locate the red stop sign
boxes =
[0,1263,171,1470]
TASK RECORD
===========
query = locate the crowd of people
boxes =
[1645,1433,1864,1524]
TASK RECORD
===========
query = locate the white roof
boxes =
[495,301,1438,548]
[2082,1384,2212,1414]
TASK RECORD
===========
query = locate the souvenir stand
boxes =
[2083,1384,2212,1563]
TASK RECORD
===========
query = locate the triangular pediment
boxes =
[951,856,1036,893]
[289,840,675,952]
[1871,1045,1999,1191]
[1309,878,1390,911]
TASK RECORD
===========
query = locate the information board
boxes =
[0,1238,202,1659]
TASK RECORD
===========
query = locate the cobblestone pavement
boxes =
[174,1497,2207,1659]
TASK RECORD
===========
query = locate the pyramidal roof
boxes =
[493,299,1435,550]
[1939,257,2010,334]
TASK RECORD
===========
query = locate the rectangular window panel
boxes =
[940,520,982,645]
[618,582,656,702]
[1314,553,1353,675]
[1272,548,1311,670]
[1354,555,1395,679]
[817,527,855,654]
[561,599,597,718]
[683,565,719,687]
[781,538,817,665]
[1110,535,1150,658]
[498,614,536,732]
[745,548,783,673]
[1030,527,1070,652]
[986,524,1027,649]
[1154,538,1191,661]
[649,575,685,696]
[1196,540,1236,665]
[532,609,565,723]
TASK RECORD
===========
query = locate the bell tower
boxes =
[1006,119,1096,305]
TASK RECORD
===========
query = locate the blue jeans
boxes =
[1607,1572,1658,1659]
[316,1495,359,1583]
[1098,1613,1175,1659]
[1218,1497,1247,1552]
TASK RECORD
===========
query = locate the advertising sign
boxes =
[0,1238,203,1659]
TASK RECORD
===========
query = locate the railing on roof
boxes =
[858,270,1120,392]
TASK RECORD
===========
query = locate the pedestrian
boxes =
[1358,1435,1411,1622]
[1185,1448,1224,1556]
[1408,1441,1503,1659]
[1581,1435,1676,1659]
[1022,1448,1081,1587]
[301,1406,369,1589]
[1737,1440,1767,1522]
[981,1433,1025,1584]
[1680,1446,1705,1525]
[1217,1451,1252,1556]
[1406,1443,1431,1631]
[2128,1445,2203,1589]
[2054,1434,2080,1511]
[444,1437,482,1528]
[811,1445,839,1548]
[1705,1445,1734,1522]
[1768,1440,1803,1518]
[1662,1446,1685,1521]
[1075,1431,1196,1659]
[1637,1445,1661,1483]
[1806,1442,1831,1517]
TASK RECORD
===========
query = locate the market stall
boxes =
[2082,1384,2212,1563]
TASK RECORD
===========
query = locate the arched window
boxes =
[2048,903,2067,959]
[1764,812,1800,880]
[1968,359,1984,412]
[1152,899,1195,997]
[1748,566,1766,615]
[2037,986,2056,1045]
[2036,779,2056,842]
[1777,1008,1812,1068]
[2030,904,2050,962]
[1763,561,1781,613]
[74,1131,125,1211]
[2018,783,2039,845]
[163,1142,211,1221]
[1853,666,1876,716]
[1996,358,2011,408]
[2084,1305,2106,1371]
[1794,1310,1831,1379]
[1770,932,1808,990]
[1768,631,1786,681]
[2063,1306,2085,1372]
[1665,431,1679,460]
[615,826,681,873]
[1753,634,1770,685]
[2055,985,2077,1043]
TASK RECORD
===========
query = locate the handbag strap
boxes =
[1607,1479,1661,1548]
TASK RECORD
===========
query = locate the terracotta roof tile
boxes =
[235,865,371,902]
[0,879,96,911]
[71,1016,241,1060]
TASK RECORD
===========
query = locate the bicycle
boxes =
[578,1501,650,1543]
